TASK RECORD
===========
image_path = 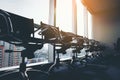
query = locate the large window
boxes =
[56,0,92,59]
[77,0,92,57]
[0,0,92,68]
[56,0,73,59]
[0,0,50,68]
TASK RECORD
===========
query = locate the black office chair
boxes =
[0,9,48,80]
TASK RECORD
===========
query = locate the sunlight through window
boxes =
[56,0,72,32]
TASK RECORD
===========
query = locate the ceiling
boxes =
[82,0,120,14]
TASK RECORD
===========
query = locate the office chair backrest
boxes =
[0,10,11,36]
[8,11,34,39]
[40,22,60,40]
[0,9,34,41]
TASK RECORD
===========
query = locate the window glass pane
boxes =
[56,0,72,32]
[76,0,87,57]
[0,0,49,24]
[56,0,72,60]
[76,0,84,36]
[88,12,92,39]
[0,0,49,68]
